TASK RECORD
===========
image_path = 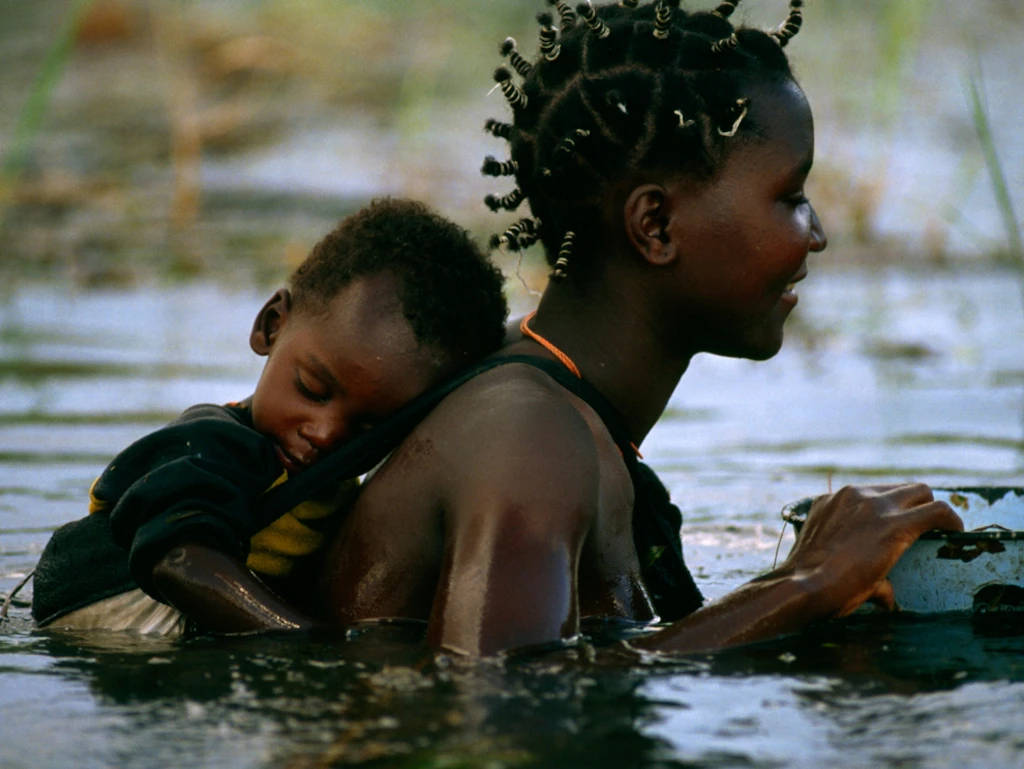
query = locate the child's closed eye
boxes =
[295,372,331,404]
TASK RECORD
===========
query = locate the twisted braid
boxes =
[481,0,805,282]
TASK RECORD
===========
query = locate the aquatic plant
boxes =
[0,0,94,181]
[965,56,1023,266]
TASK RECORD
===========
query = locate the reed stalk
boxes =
[966,56,1023,266]
[1,0,94,181]
[0,0,95,256]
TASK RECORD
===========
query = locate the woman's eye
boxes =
[788,193,809,207]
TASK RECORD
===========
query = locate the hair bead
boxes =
[717,97,750,137]
[576,2,611,39]
[493,67,528,110]
[710,32,739,54]
[548,0,577,33]
[484,118,514,140]
[653,0,678,40]
[485,187,526,212]
[772,0,804,47]
[554,128,591,160]
[491,217,541,251]
[537,13,562,61]
[712,0,741,19]
[606,89,629,116]
[674,109,695,129]
[500,37,534,78]
[482,155,519,177]
[550,230,576,281]
[516,229,542,251]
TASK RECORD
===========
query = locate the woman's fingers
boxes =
[791,484,965,619]
[898,498,964,534]
[867,578,896,613]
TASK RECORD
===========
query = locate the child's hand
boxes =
[152,542,319,634]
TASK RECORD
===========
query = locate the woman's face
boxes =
[660,78,827,361]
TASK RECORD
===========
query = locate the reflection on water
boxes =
[1,266,1023,768]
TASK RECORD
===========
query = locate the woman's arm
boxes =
[632,483,964,655]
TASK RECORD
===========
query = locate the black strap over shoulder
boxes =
[255,354,703,620]
[256,355,591,524]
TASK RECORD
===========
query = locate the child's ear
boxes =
[624,184,676,267]
[250,289,292,355]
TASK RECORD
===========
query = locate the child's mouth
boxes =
[274,444,309,474]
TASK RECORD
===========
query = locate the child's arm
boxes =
[151,541,317,633]
[98,404,302,622]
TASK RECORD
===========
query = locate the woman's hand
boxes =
[780,483,964,617]
[636,483,964,656]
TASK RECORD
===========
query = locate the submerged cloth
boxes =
[48,588,187,637]
[31,402,356,628]
[252,355,704,622]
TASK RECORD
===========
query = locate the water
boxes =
[1,266,1023,768]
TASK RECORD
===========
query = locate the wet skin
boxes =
[249,273,450,474]
[152,272,454,633]
[654,78,827,361]
[316,79,960,656]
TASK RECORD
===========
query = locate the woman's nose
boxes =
[809,205,828,253]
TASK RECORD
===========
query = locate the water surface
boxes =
[1,266,1023,768]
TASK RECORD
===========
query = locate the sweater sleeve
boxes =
[96,404,282,597]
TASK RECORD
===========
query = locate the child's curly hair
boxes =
[290,198,508,363]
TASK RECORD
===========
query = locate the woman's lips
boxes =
[783,268,808,301]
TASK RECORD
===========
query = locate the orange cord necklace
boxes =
[520,311,581,378]
[519,311,642,458]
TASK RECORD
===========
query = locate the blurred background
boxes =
[2,0,1023,582]
[1,0,1023,577]
[0,0,1021,288]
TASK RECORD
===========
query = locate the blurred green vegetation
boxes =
[0,0,1021,292]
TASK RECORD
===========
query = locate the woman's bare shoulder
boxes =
[392,362,606,500]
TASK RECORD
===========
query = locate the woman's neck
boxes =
[519,280,692,444]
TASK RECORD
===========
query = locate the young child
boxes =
[31,197,508,636]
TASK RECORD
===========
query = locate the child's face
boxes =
[249,273,448,474]
[660,78,828,361]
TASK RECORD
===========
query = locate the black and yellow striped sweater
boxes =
[32,401,357,626]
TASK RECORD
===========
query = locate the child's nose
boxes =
[301,418,348,451]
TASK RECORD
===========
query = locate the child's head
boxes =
[482,0,814,284]
[248,198,507,473]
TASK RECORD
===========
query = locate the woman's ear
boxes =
[250,289,292,355]
[623,184,676,266]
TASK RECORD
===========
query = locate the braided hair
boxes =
[482,0,806,282]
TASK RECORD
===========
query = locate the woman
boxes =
[319,0,965,656]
